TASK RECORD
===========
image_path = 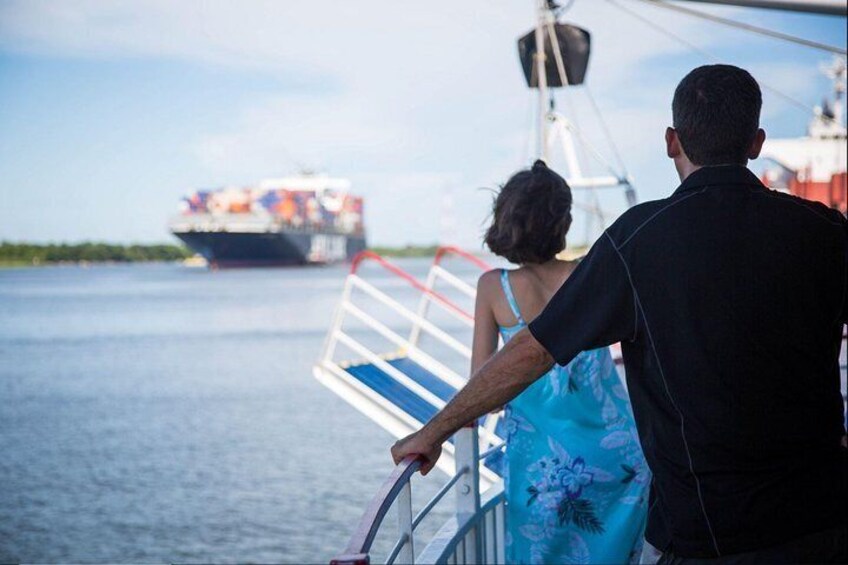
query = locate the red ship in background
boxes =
[760,56,847,215]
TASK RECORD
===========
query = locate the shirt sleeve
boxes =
[842,214,848,324]
[528,231,637,366]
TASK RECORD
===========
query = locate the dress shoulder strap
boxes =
[499,269,526,325]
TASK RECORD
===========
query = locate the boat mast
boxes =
[811,56,848,137]
[535,0,552,161]
[825,56,846,127]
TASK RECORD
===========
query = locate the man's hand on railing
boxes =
[392,328,553,477]
[391,430,443,475]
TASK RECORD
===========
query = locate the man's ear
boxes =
[666,127,681,159]
[747,128,766,160]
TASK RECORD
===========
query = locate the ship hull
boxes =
[172,230,367,268]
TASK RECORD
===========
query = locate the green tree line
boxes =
[368,244,441,258]
[0,242,193,266]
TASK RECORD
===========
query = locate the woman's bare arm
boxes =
[471,271,500,375]
[471,271,502,413]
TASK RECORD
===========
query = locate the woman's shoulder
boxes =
[553,257,579,275]
[508,260,575,289]
[476,268,505,295]
[478,266,533,293]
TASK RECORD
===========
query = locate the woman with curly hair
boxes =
[473,160,649,564]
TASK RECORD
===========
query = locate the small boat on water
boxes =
[170,174,367,268]
[317,1,846,563]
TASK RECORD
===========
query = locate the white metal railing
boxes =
[348,275,472,360]
[315,250,504,481]
[320,251,476,367]
[330,424,506,565]
[321,252,507,563]
[409,246,492,348]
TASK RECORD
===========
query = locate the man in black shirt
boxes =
[392,64,847,562]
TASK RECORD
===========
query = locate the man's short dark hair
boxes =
[672,64,762,166]
[484,160,572,264]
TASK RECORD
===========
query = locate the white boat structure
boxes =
[314,246,506,488]
[315,247,515,564]
[760,56,847,213]
[316,1,847,563]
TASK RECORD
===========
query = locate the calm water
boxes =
[0,259,483,563]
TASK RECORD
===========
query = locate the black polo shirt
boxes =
[528,165,847,558]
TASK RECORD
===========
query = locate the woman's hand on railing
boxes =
[391,430,443,476]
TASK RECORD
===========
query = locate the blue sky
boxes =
[0,1,845,249]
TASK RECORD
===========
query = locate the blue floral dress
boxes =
[498,269,650,565]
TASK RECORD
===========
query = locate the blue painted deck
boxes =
[386,357,457,402]
[344,356,457,425]
[342,355,506,474]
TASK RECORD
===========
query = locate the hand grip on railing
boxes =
[330,455,424,565]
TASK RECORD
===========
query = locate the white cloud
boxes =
[1,0,840,246]
[190,93,408,176]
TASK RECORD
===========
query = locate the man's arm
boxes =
[842,215,848,324]
[391,229,638,473]
[391,328,553,474]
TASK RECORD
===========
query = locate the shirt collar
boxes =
[673,164,765,195]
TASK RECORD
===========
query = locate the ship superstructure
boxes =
[760,56,847,213]
[170,175,366,268]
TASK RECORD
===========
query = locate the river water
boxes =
[3,259,845,564]
[0,259,485,563]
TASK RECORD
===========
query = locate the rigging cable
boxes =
[544,17,632,180]
[606,0,841,125]
[545,17,589,171]
[544,13,631,179]
[529,51,543,160]
[545,20,622,233]
[584,84,630,177]
[522,78,536,166]
[550,0,577,17]
[639,0,846,56]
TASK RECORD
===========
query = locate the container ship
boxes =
[169,175,366,268]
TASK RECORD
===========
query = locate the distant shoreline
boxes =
[0,242,586,267]
[0,242,193,268]
[0,242,453,268]
[368,245,442,258]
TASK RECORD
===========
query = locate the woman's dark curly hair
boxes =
[484,160,572,264]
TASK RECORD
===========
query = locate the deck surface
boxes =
[344,357,457,425]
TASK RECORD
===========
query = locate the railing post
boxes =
[329,456,422,565]
[396,481,415,564]
[409,266,438,348]
[454,424,481,563]
[322,277,353,363]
